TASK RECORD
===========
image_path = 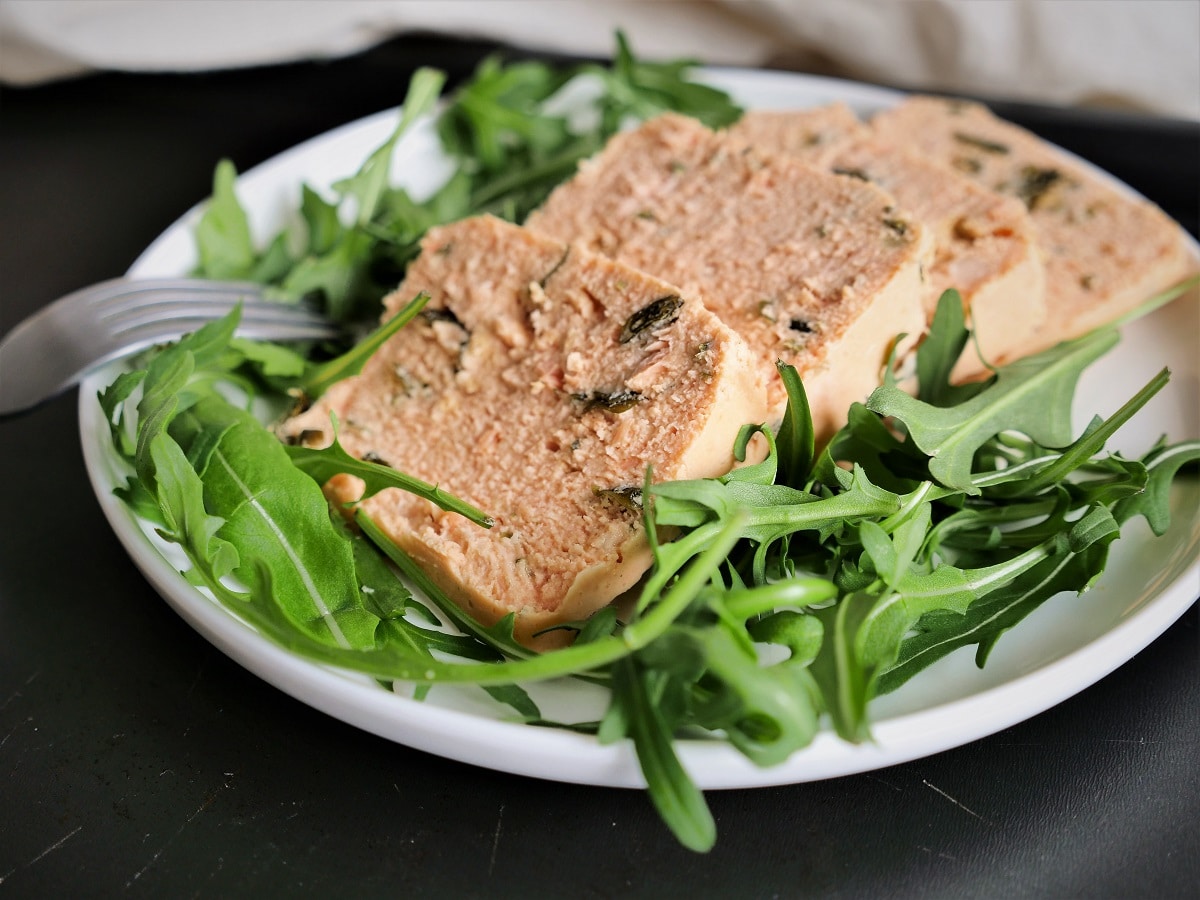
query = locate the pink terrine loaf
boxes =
[872,95,1199,351]
[280,215,768,647]
[526,112,930,440]
[729,105,1047,378]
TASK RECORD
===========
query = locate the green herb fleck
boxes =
[620,295,684,344]
[953,131,1010,154]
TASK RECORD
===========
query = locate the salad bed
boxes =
[98,38,1199,851]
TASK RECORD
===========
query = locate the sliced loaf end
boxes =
[281,215,768,647]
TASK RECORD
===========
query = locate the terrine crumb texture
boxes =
[526,113,930,438]
[872,95,1199,351]
[730,105,1048,378]
[280,215,767,647]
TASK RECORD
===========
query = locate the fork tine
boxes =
[0,276,340,418]
[102,298,330,332]
[73,277,267,312]
[111,318,335,352]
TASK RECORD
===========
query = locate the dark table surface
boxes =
[1,35,1197,899]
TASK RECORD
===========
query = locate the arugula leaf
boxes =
[1113,439,1200,534]
[867,329,1119,493]
[915,290,991,407]
[195,159,257,280]
[335,68,447,227]
[589,31,741,131]
[296,292,429,399]
[286,425,492,528]
[774,361,816,485]
[878,527,1119,693]
[808,592,880,743]
[611,658,716,853]
[149,431,241,597]
[181,396,378,649]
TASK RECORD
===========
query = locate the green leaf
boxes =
[98,369,146,459]
[867,329,1119,493]
[149,432,240,593]
[1113,439,1200,534]
[915,289,992,407]
[747,611,824,666]
[297,292,429,398]
[132,309,244,485]
[186,396,378,649]
[280,228,375,322]
[227,337,308,378]
[808,592,879,743]
[300,184,343,255]
[194,159,257,280]
[611,658,716,853]
[334,67,446,226]
[774,361,816,485]
[878,537,1116,693]
[285,421,492,528]
[979,368,1169,499]
[589,31,741,132]
[690,625,821,766]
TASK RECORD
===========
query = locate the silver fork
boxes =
[0,277,338,417]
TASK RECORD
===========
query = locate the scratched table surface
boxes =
[1,36,1197,899]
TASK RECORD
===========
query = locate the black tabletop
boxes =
[1,36,1197,899]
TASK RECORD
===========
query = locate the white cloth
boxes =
[1,0,1197,119]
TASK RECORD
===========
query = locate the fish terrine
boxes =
[872,96,1198,350]
[526,113,929,439]
[730,105,1047,378]
[280,215,768,647]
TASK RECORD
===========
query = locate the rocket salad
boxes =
[98,38,1199,852]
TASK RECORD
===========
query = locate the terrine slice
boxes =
[730,106,1047,378]
[525,112,929,439]
[280,215,768,647]
[872,96,1198,350]
[725,102,867,166]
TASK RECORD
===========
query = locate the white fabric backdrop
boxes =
[1,0,1197,119]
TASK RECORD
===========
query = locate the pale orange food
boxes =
[280,215,767,647]
[731,105,1047,379]
[526,113,929,440]
[872,96,1198,352]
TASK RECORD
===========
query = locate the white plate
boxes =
[78,69,1200,790]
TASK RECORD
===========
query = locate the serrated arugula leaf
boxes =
[814,402,928,494]
[878,536,1116,693]
[979,368,1169,499]
[1112,439,1200,534]
[335,68,446,226]
[195,159,257,279]
[181,395,378,648]
[868,329,1119,492]
[285,424,492,528]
